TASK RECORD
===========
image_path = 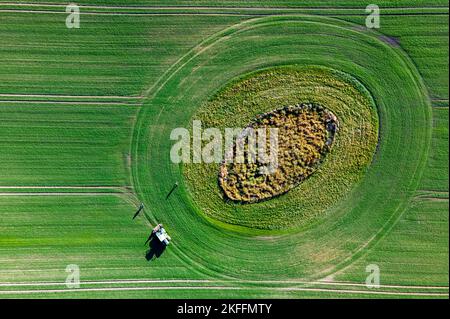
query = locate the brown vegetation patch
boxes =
[219,103,339,203]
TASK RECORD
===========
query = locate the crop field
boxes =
[0,1,448,299]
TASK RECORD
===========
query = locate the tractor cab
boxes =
[152,224,171,246]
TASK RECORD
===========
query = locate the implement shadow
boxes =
[145,235,167,261]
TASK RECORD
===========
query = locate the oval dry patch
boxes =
[219,103,339,203]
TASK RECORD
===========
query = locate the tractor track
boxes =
[0,93,141,99]
[0,192,122,196]
[0,2,448,10]
[130,14,438,288]
[0,186,126,189]
[0,186,134,197]
[0,9,448,17]
[0,278,447,297]
[0,100,141,106]
[0,278,447,290]
[0,3,447,16]
[0,5,445,298]
[0,285,447,297]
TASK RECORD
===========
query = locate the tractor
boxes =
[151,224,171,246]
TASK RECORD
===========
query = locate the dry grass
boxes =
[219,103,339,203]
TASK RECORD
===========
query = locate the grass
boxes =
[0,102,136,186]
[418,107,449,191]
[334,107,448,287]
[0,13,245,96]
[335,197,449,286]
[0,3,447,298]
[0,195,204,283]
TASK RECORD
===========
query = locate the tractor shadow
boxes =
[145,235,166,261]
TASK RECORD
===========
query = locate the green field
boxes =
[0,1,448,298]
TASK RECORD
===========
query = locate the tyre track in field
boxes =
[0,100,141,106]
[0,3,448,16]
[0,186,136,199]
[0,186,126,189]
[0,285,447,297]
[0,192,121,196]
[0,278,447,290]
[0,278,447,297]
[131,15,436,286]
[0,93,141,99]
[0,10,447,17]
[312,15,434,282]
[0,93,143,105]
[0,10,256,16]
[0,2,448,10]
[130,17,301,281]
[0,14,438,291]
[1,6,444,295]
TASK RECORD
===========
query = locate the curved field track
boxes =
[132,15,432,281]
